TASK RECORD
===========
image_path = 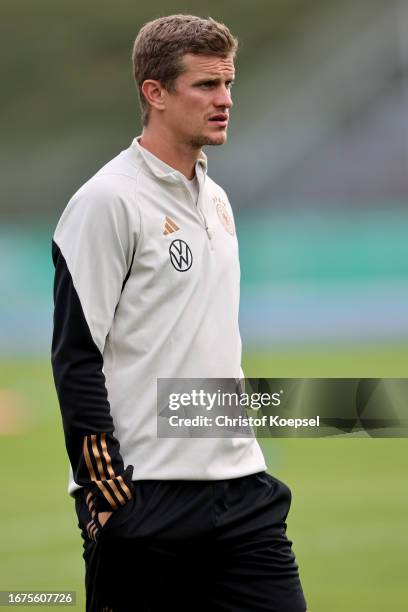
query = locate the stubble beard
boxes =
[188,132,227,149]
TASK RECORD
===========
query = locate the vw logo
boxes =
[169,239,193,272]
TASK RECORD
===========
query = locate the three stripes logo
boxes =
[84,491,99,541]
[163,216,180,235]
[83,433,132,512]
[169,239,193,272]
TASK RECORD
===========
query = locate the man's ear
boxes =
[141,80,166,112]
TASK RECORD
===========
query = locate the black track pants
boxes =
[74,472,307,611]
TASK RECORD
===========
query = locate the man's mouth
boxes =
[208,113,229,126]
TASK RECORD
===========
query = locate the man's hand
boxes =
[98,511,112,527]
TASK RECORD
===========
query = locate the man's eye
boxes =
[196,81,234,89]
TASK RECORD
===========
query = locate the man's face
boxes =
[162,53,235,148]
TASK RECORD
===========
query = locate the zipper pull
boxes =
[205,226,212,240]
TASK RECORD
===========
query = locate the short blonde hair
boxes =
[132,14,238,125]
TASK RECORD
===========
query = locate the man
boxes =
[51,14,306,612]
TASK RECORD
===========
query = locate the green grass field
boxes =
[1,345,407,610]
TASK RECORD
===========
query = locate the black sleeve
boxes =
[51,182,136,512]
[52,241,134,511]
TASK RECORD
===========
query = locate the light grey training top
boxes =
[52,137,266,502]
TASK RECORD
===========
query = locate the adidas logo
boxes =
[163,216,180,235]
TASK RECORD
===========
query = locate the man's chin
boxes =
[189,131,228,148]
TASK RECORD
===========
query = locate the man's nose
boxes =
[214,85,233,109]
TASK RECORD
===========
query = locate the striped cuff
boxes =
[82,433,134,511]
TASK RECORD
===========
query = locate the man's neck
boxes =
[139,127,200,180]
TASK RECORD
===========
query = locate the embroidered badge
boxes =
[214,196,235,236]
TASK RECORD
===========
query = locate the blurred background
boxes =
[1,1,407,610]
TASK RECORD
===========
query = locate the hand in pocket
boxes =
[97,511,113,528]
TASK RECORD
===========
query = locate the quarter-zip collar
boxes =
[127,136,208,183]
